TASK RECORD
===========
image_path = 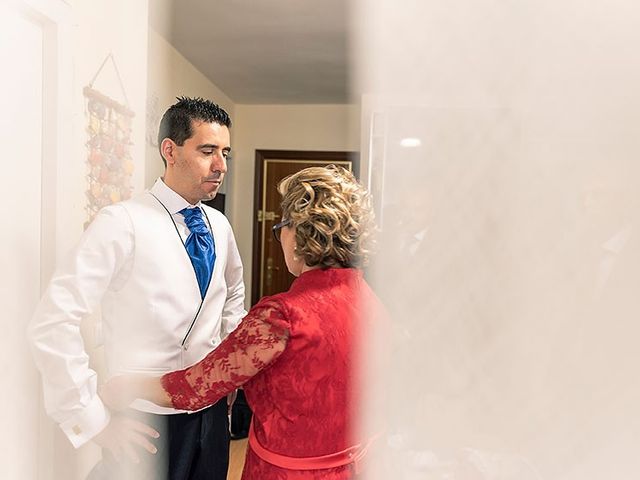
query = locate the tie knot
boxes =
[180,207,208,234]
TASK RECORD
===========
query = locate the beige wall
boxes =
[231,104,360,304]
[145,28,236,189]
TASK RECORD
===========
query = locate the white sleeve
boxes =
[220,223,247,339]
[28,205,133,448]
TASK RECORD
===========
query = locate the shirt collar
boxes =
[150,178,202,215]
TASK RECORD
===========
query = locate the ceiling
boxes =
[149,0,350,104]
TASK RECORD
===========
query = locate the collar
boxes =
[150,178,202,215]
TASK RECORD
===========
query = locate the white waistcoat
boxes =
[101,193,233,414]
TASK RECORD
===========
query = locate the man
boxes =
[29,97,246,479]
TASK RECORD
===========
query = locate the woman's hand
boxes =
[100,374,173,410]
[100,375,141,411]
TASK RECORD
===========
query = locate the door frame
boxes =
[10,1,73,478]
[251,149,360,305]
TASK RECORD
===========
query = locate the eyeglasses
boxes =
[272,218,292,242]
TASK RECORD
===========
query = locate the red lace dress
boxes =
[162,268,377,479]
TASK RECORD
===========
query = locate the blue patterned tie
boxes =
[180,207,215,299]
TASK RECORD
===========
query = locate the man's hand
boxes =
[93,416,159,464]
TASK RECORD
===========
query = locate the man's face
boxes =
[171,120,230,204]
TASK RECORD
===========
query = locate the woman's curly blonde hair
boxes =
[278,165,376,269]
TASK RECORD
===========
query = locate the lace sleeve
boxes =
[161,299,289,411]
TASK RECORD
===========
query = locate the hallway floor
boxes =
[228,438,248,479]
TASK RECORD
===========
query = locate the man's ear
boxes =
[161,138,177,166]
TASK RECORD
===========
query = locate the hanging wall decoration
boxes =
[83,53,135,229]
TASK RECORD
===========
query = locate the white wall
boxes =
[231,104,360,303]
[62,0,149,256]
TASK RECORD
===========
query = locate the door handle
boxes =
[257,211,280,222]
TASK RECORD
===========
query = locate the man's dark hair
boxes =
[157,96,232,166]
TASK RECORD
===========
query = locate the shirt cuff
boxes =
[59,395,111,448]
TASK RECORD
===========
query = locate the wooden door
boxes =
[251,150,359,305]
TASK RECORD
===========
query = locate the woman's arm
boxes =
[102,300,289,412]
[162,302,289,411]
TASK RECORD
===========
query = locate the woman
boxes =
[102,165,380,479]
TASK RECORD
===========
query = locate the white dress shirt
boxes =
[29,178,246,447]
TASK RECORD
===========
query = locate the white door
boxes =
[0,3,44,479]
[0,0,72,477]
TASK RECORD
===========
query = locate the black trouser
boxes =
[87,398,229,480]
[167,398,230,480]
